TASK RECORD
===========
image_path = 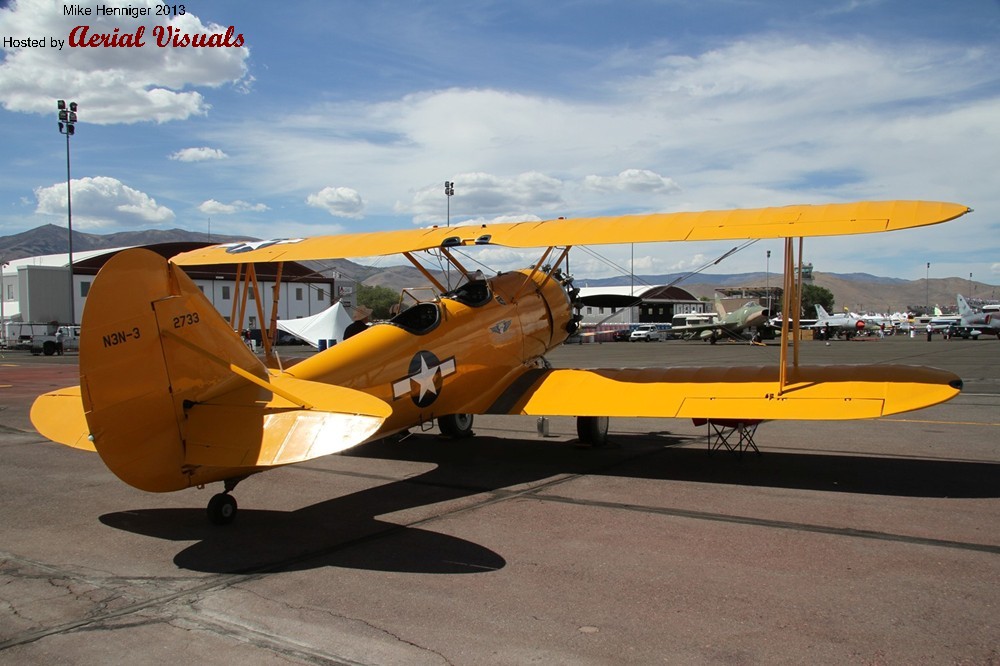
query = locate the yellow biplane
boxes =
[31,200,970,524]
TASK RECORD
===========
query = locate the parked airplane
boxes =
[672,295,769,343]
[31,200,970,524]
[928,304,962,332]
[811,304,873,338]
[953,294,1000,339]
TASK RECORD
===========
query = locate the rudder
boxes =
[80,248,264,491]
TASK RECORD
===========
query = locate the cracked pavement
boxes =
[1,339,999,663]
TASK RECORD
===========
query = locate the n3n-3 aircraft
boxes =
[31,200,970,524]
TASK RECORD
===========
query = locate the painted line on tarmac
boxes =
[534,493,1000,555]
[881,418,1000,427]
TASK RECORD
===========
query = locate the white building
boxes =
[576,284,707,325]
[1,243,336,341]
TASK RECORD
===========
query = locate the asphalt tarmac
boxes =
[1,335,998,664]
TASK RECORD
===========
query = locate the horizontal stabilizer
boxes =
[52,248,392,492]
[30,385,94,451]
[184,375,391,468]
[499,365,961,421]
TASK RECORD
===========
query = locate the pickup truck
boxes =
[31,325,80,356]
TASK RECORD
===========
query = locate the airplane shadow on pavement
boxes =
[100,430,1000,575]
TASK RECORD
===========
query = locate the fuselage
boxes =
[284,268,576,438]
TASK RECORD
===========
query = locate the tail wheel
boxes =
[439,413,475,438]
[207,493,238,525]
[577,416,609,447]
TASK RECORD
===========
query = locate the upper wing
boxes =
[487,365,962,421]
[171,200,970,265]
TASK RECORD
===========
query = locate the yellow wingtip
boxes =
[31,386,95,451]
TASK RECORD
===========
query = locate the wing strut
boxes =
[226,262,277,367]
[537,246,572,291]
[778,237,804,394]
[512,246,554,303]
[402,251,448,293]
[511,246,572,303]
[265,261,284,365]
[230,263,244,327]
[244,264,275,365]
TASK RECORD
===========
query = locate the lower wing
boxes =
[489,365,961,420]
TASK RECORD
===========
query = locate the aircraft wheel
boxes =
[439,413,475,438]
[577,416,609,447]
[207,493,238,525]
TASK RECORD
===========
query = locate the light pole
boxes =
[444,181,455,288]
[444,181,454,227]
[58,100,78,325]
[969,272,973,298]
[0,259,7,348]
[765,250,771,314]
[925,262,930,314]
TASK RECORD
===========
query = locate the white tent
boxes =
[277,302,354,348]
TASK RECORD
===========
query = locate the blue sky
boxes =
[1,0,998,283]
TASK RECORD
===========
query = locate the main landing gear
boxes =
[576,416,609,447]
[439,413,475,438]
[206,477,244,525]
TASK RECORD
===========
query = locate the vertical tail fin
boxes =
[74,249,390,492]
[78,249,265,491]
[713,293,727,317]
[956,294,972,318]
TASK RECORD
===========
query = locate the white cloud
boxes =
[306,187,364,218]
[220,39,994,226]
[211,36,997,277]
[34,176,174,229]
[170,147,229,162]
[9,24,986,282]
[449,213,544,228]
[404,172,565,224]
[0,0,251,124]
[197,199,268,215]
[584,170,680,194]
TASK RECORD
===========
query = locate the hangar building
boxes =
[0,243,335,341]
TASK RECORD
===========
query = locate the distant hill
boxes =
[0,223,247,260]
[0,223,443,295]
[551,269,994,314]
[2,224,994,313]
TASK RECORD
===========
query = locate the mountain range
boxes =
[3,224,995,314]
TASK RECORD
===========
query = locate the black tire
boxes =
[577,416,609,446]
[43,341,56,356]
[207,493,238,525]
[439,413,475,438]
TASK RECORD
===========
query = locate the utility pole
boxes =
[58,100,79,325]
[766,250,771,314]
[445,181,454,227]
[925,262,930,314]
[445,181,455,288]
